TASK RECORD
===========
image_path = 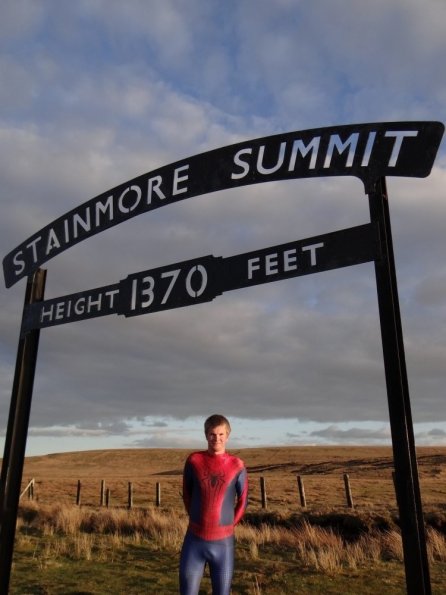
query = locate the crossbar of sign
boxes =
[22,223,380,333]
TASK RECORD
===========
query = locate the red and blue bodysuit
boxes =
[179,450,248,595]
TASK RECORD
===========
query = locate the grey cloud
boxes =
[309,424,391,444]
[413,429,446,446]
[130,436,200,449]
[0,0,44,40]
[413,276,446,309]
[428,428,446,437]
[26,422,131,438]
[234,1,446,124]
[145,421,169,428]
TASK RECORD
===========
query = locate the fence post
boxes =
[297,475,306,507]
[100,480,105,506]
[27,479,34,501]
[106,488,110,508]
[19,479,35,502]
[260,477,267,509]
[343,473,354,509]
[76,480,81,506]
[156,482,161,507]
[128,482,133,509]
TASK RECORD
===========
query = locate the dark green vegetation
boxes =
[9,528,446,594]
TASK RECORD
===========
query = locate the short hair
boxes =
[204,414,231,435]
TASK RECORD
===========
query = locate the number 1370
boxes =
[130,264,209,311]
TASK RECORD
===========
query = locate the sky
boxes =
[1,0,446,456]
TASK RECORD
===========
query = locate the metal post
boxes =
[0,268,46,594]
[0,273,42,514]
[368,179,430,595]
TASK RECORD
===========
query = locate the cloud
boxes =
[414,428,446,446]
[130,435,201,449]
[0,0,44,40]
[27,421,133,438]
[428,428,446,437]
[309,424,391,444]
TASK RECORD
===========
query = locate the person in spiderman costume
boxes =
[179,414,248,595]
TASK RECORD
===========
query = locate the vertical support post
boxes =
[260,477,267,509]
[297,475,306,507]
[128,482,133,510]
[100,480,105,506]
[368,178,430,595]
[156,482,161,507]
[0,268,47,594]
[76,480,82,506]
[343,473,354,509]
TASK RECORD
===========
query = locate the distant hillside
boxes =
[20,445,446,480]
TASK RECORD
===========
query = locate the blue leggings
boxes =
[179,532,234,595]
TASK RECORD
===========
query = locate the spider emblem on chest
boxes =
[202,469,226,490]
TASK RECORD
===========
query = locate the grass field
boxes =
[19,445,446,511]
[7,446,446,593]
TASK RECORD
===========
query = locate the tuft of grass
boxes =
[17,501,446,573]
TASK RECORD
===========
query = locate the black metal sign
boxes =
[3,121,443,288]
[21,224,378,332]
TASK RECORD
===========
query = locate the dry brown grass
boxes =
[17,445,446,516]
[16,501,446,574]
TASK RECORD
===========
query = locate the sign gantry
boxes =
[0,121,444,595]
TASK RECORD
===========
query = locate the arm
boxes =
[233,467,248,525]
[182,458,194,514]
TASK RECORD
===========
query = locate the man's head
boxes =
[204,414,231,455]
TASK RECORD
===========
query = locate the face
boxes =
[206,424,230,455]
